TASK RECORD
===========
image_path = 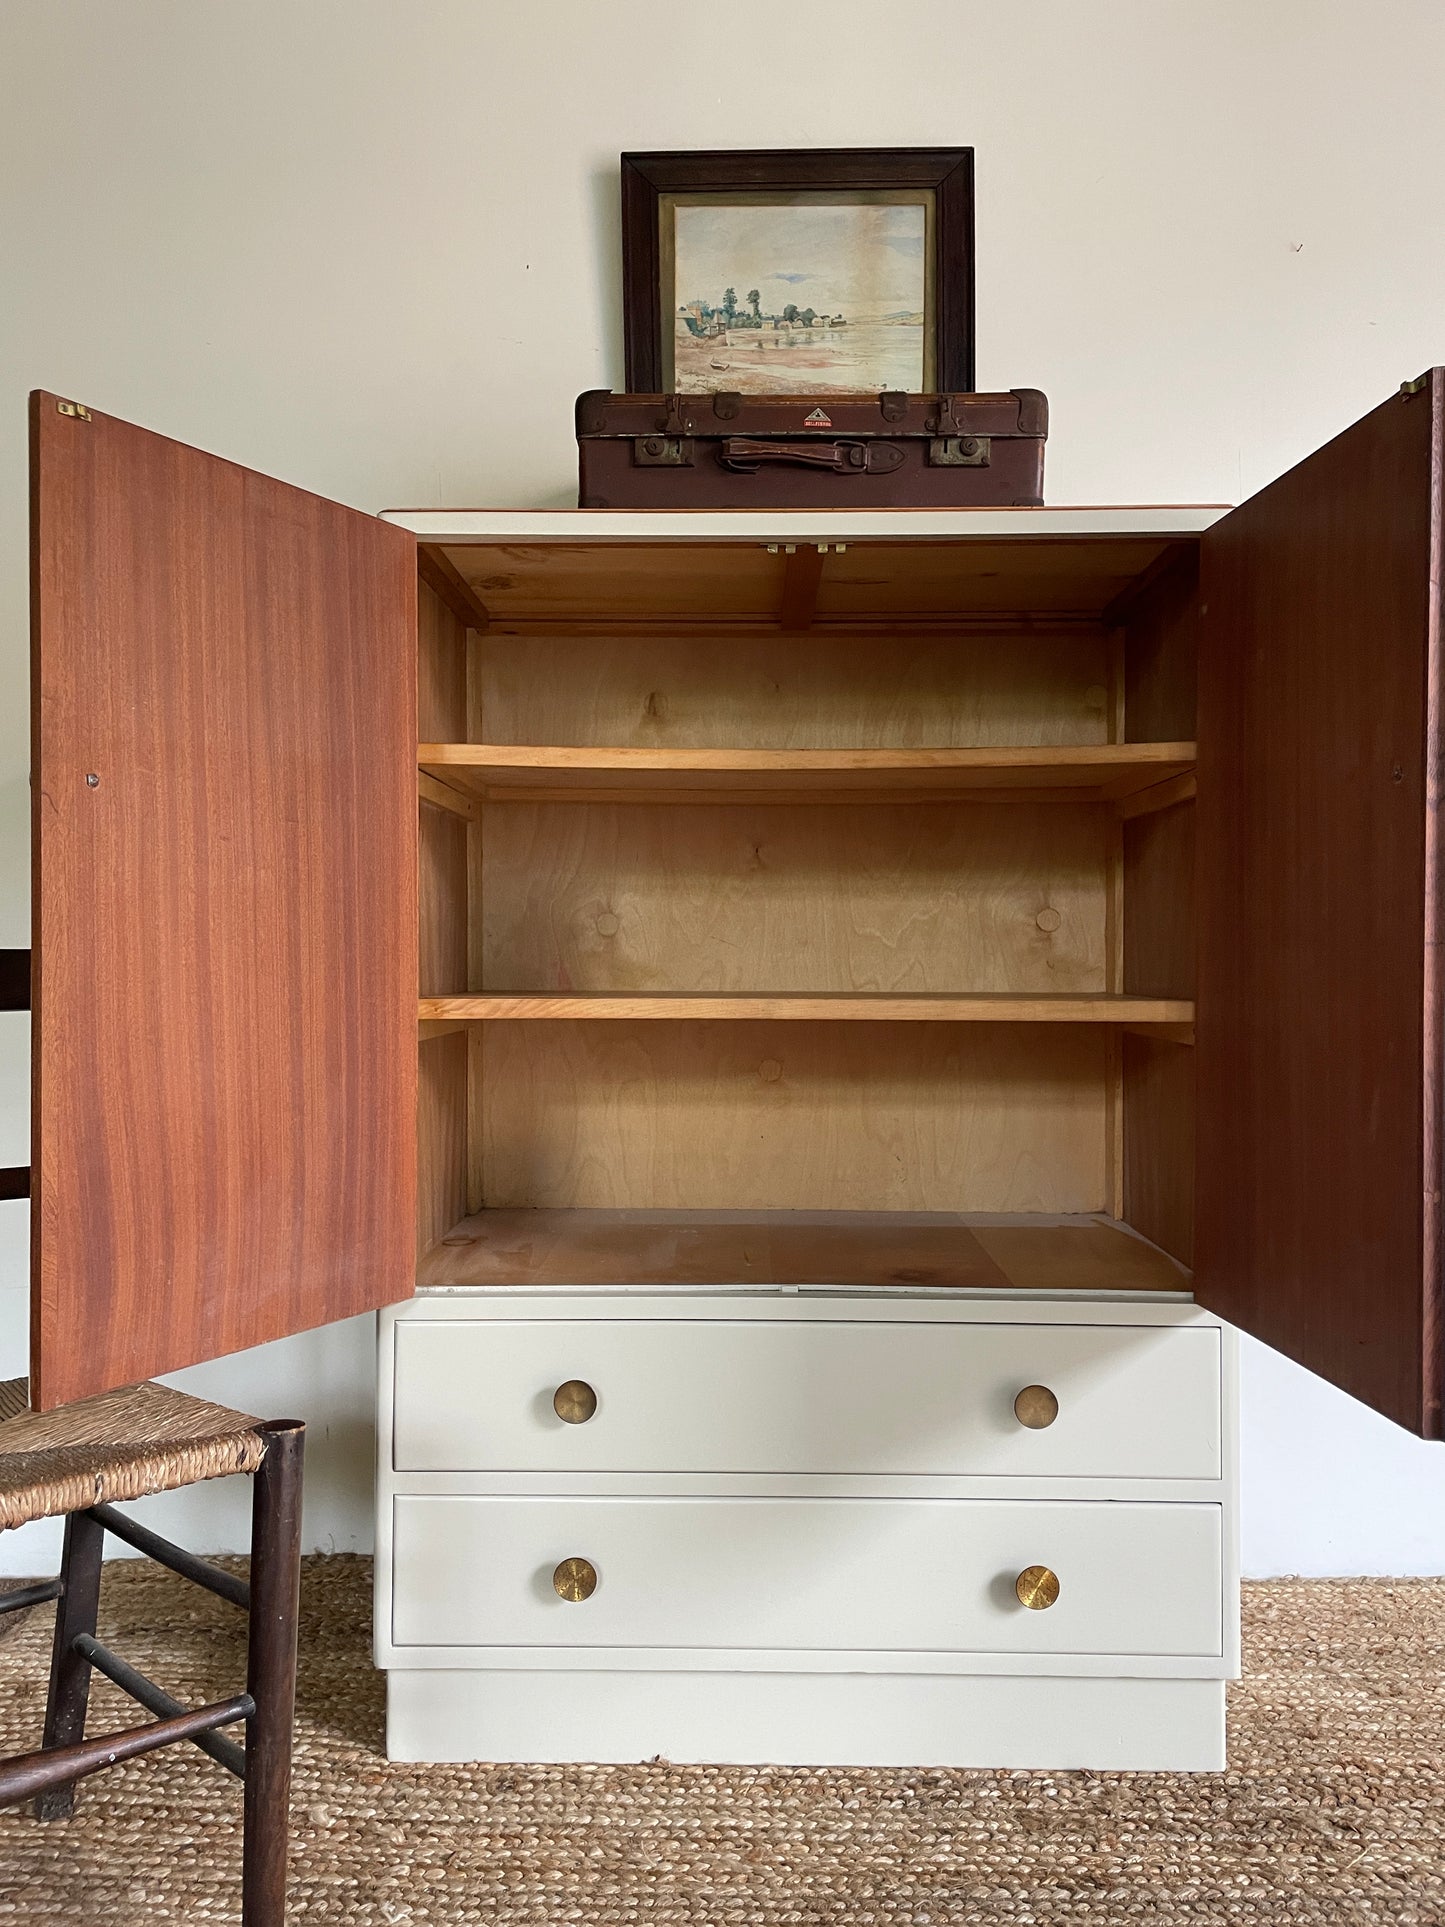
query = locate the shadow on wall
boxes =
[0,1306,380,1576]
[1240,1333,1445,1577]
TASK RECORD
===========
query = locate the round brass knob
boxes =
[552,1557,598,1602]
[553,1379,597,1424]
[1015,1564,1060,1610]
[1014,1384,1059,1429]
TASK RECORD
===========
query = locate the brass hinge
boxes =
[1400,374,1430,398]
[56,400,92,421]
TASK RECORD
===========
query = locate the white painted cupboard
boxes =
[377,1292,1237,1767]
[376,500,1249,1768]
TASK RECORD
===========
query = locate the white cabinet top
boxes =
[379,506,1228,542]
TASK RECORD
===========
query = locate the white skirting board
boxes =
[386,1670,1227,1772]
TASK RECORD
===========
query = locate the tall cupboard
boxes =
[27,377,1445,1766]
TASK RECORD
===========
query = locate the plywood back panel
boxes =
[479,1020,1107,1213]
[478,629,1110,749]
[481,801,1108,995]
[418,1034,468,1260]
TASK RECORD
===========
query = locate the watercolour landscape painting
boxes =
[665,194,931,395]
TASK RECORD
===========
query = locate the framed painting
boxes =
[621,148,975,396]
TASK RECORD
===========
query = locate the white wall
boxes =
[1,0,1442,1577]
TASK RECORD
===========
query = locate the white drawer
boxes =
[390,1495,1223,1658]
[392,1317,1221,1480]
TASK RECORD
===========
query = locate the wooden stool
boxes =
[0,1377,304,1924]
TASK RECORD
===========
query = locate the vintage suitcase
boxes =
[576,388,1047,509]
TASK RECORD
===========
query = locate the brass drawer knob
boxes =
[552,1557,598,1602]
[1016,1564,1061,1610]
[1013,1384,1059,1429]
[553,1379,598,1424]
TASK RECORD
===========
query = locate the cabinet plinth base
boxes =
[384,1670,1227,1772]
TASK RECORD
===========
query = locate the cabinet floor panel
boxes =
[416,1209,1192,1295]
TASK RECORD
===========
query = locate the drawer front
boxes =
[391,1495,1222,1656]
[392,1318,1221,1479]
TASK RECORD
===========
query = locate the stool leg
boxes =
[241,1420,304,1927]
[34,1507,105,1820]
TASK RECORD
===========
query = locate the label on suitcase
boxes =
[576,389,1047,509]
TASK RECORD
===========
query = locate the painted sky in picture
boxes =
[671,198,927,395]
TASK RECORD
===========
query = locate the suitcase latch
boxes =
[660,394,693,435]
[633,436,694,467]
[929,434,991,467]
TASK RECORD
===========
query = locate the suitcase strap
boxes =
[718,438,905,475]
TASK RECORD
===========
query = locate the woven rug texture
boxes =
[1,1558,1442,1923]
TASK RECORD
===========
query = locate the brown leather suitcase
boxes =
[576,388,1047,509]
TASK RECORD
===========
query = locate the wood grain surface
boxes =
[476,627,1113,750]
[417,579,467,742]
[1195,372,1445,1436]
[415,1207,1185,1293]
[1122,1033,1194,1268]
[29,393,417,1407]
[418,801,468,998]
[1122,549,1199,744]
[1123,799,1194,999]
[419,742,1197,804]
[477,1019,1109,1213]
[971,1219,1190,1294]
[445,538,1187,624]
[419,1208,1014,1290]
[417,1034,468,1262]
[479,801,1110,996]
[421,992,1193,1022]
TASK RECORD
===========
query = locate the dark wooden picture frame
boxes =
[621,148,975,394]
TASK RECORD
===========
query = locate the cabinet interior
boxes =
[415,535,1198,1295]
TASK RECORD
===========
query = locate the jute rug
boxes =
[1,1560,1442,1923]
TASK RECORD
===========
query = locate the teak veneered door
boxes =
[1196,371,1445,1438]
[30,394,418,1410]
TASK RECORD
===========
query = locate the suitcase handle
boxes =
[718,438,905,475]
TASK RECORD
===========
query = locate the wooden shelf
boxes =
[418,991,1195,1025]
[419,742,1197,807]
[417,1208,1192,1295]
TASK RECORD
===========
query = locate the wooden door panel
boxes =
[30,394,417,1409]
[1195,373,1443,1436]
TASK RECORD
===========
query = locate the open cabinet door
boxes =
[1196,373,1444,1437]
[30,393,417,1410]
